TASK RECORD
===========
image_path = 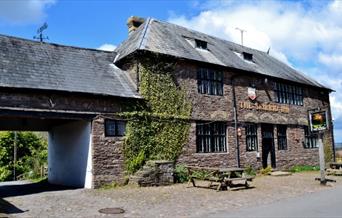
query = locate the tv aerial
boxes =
[235,27,246,46]
[34,22,49,42]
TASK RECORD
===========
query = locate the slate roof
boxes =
[0,34,140,99]
[115,18,330,91]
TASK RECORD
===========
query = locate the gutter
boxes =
[231,75,241,168]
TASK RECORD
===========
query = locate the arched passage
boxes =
[0,111,94,188]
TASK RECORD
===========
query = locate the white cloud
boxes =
[97,44,116,51]
[169,0,342,61]
[319,53,342,68]
[169,0,342,142]
[0,0,55,24]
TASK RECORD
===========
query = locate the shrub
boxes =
[100,181,120,190]
[244,165,256,176]
[174,164,188,183]
[0,131,47,181]
[259,166,272,175]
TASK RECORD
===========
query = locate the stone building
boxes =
[0,17,334,188]
[115,17,334,172]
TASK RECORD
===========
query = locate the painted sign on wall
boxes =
[239,101,290,113]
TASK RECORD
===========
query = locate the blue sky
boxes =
[1,0,342,142]
[0,0,200,49]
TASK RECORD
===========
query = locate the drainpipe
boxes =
[232,75,241,168]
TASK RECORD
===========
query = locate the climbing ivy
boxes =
[121,55,192,174]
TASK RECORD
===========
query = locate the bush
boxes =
[244,165,256,176]
[259,166,272,175]
[174,164,188,183]
[0,131,47,181]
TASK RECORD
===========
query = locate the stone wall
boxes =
[129,160,174,187]
[174,61,332,170]
[91,116,126,188]
[0,88,134,114]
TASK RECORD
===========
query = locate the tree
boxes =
[0,131,47,181]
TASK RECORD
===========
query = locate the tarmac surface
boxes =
[1,172,341,217]
[207,184,342,218]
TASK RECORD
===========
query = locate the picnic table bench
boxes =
[330,162,342,170]
[185,166,255,191]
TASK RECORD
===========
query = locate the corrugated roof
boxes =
[0,34,141,98]
[114,18,330,90]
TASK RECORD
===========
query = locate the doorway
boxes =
[261,124,276,168]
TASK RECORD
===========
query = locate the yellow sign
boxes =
[239,101,290,113]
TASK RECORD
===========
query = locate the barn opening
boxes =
[0,111,94,188]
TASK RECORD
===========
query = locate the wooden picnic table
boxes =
[330,162,342,169]
[185,166,254,191]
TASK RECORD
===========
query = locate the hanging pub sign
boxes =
[309,110,329,132]
[248,87,256,101]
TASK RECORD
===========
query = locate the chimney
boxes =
[127,16,145,34]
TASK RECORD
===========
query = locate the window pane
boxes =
[116,121,126,136]
[246,124,258,151]
[304,126,318,149]
[105,120,116,136]
[196,122,226,153]
[197,68,224,96]
[275,82,303,106]
[105,120,126,137]
[277,125,287,150]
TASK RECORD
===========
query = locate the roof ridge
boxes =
[0,33,114,53]
[138,17,152,50]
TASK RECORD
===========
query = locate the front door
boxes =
[261,124,276,168]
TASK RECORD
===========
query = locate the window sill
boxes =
[194,152,229,155]
[198,93,224,97]
[275,102,304,107]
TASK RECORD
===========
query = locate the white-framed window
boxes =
[196,122,227,153]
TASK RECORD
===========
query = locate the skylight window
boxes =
[234,51,255,64]
[243,52,253,61]
[195,39,208,50]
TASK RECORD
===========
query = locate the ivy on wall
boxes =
[121,55,192,174]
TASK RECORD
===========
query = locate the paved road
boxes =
[207,184,342,218]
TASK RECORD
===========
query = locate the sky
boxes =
[0,0,341,142]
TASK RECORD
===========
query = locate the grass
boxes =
[99,181,121,190]
[289,165,319,173]
[29,177,47,183]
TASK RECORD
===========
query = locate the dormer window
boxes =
[195,39,207,50]
[243,52,253,61]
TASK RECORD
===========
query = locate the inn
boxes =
[0,16,334,188]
